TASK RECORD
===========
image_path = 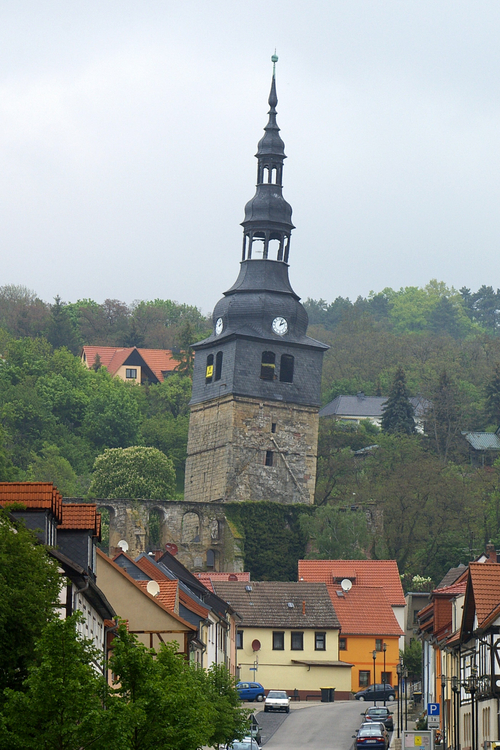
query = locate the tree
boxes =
[0,511,61,693]
[381,367,416,435]
[485,363,500,427]
[106,625,244,750]
[426,370,463,463]
[46,295,81,354]
[299,504,371,560]
[25,443,79,497]
[171,321,197,377]
[401,638,422,678]
[89,446,176,499]
[0,615,110,750]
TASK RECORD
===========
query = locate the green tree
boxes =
[89,446,176,499]
[401,638,422,678]
[485,363,500,427]
[46,295,81,354]
[381,367,416,435]
[25,443,79,497]
[205,662,250,748]
[0,511,61,692]
[82,369,141,450]
[1,615,110,750]
[171,321,197,377]
[299,504,371,559]
[107,626,218,750]
[426,370,463,463]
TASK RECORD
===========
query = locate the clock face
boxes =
[215,317,224,335]
[272,316,288,336]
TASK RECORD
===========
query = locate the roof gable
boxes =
[82,346,177,382]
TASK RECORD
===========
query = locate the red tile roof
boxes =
[179,590,210,618]
[137,580,179,611]
[327,585,403,636]
[96,549,195,630]
[469,562,500,628]
[59,503,101,537]
[0,482,63,523]
[82,346,177,382]
[134,555,171,581]
[298,559,405,606]
[195,572,251,592]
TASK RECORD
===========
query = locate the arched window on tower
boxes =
[205,354,214,384]
[260,351,276,380]
[280,354,294,383]
[214,351,223,381]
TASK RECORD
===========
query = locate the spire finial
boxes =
[271,50,278,77]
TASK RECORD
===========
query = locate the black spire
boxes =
[241,55,295,263]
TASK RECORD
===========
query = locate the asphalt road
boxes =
[258,699,365,750]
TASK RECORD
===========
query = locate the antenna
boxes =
[146,580,160,597]
[340,578,352,592]
[117,539,129,553]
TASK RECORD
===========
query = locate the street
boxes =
[256,699,365,750]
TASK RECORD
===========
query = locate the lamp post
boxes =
[396,660,403,738]
[451,675,460,750]
[383,643,387,707]
[441,674,446,750]
[464,666,478,750]
[404,666,408,731]
[373,650,377,706]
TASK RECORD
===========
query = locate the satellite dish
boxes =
[146,580,160,597]
[117,539,129,553]
[341,578,352,592]
[252,639,261,652]
[165,542,178,556]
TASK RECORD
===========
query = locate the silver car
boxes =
[264,689,291,713]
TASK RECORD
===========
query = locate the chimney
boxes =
[302,600,306,615]
[486,543,498,563]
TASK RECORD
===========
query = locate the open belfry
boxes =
[184,58,328,506]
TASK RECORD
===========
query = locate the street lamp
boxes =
[373,650,377,706]
[451,675,460,750]
[383,643,387,706]
[464,665,478,750]
[396,660,403,738]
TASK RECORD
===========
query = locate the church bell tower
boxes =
[184,58,328,505]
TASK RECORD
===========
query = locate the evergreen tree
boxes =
[427,369,462,463]
[485,363,500,427]
[381,366,416,434]
[46,295,80,354]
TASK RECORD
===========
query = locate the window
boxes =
[382,672,391,686]
[279,354,294,383]
[260,351,276,380]
[291,631,303,650]
[273,631,284,650]
[315,632,326,651]
[236,630,243,649]
[375,639,383,651]
[339,637,347,651]
[206,549,215,568]
[214,351,223,381]
[359,670,370,687]
[271,422,277,433]
[126,368,137,379]
[265,450,274,467]
[205,354,214,384]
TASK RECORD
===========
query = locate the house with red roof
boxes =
[298,559,405,693]
[81,345,177,384]
[0,483,116,666]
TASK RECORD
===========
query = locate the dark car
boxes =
[354,683,396,702]
[353,725,389,750]
[236,681,265,702]
[362,706,394,731]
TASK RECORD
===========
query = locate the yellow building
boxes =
[213,581,352,700]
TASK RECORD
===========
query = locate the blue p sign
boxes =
[428,703,440,716]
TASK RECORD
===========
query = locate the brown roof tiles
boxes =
[326,585,403,637]
[59,503,101,537]
[0,482,63,523]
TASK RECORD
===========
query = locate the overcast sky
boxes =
[2,1,500,314]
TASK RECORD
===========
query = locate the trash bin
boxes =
[321,687,336,702]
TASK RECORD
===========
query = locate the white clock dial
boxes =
[272,316,288,336]
[215,317,224,335]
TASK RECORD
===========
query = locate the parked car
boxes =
[264,690,291,713]
[359,722,389,740]
[354,683,396,702]
[353,725,390,750]
[236,681,265,702]
[225,740,261,750]
[362,706,394,731]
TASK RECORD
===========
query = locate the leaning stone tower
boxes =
[184,58,328,506]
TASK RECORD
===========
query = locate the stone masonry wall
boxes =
[184,394,319,505]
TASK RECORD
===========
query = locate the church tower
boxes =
[184,59,328,505]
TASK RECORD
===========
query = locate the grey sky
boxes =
[1,1,500,314]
